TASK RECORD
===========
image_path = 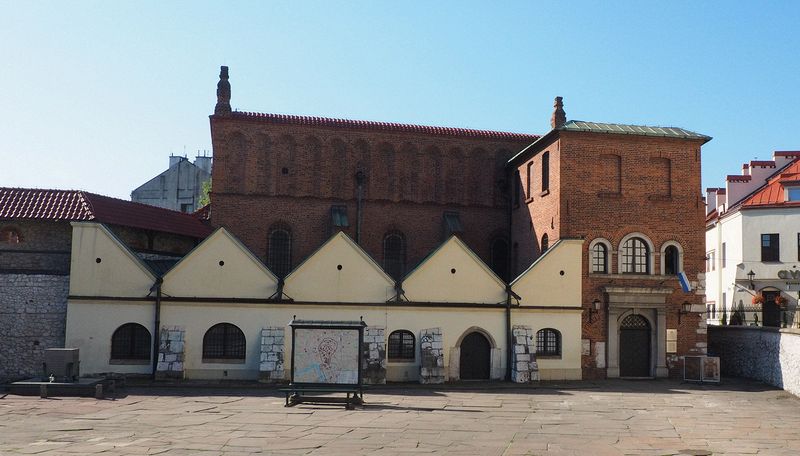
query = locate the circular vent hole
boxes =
[219,260,225,266]
[337,264,343,270]
[450,268,456,274]
[95,258,102,263]
[560,270,565,276]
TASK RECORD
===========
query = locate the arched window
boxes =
[541,234,549,254]
[383,231,406,280]
[1,227,22,244]
[664,245,680,275]
[203,323,246,361]
[267,225,292,278]
[592,243,608,274]
[110,323,151,361]
[490,237,509,281]
[388,330,415,361]
[536,328,561,357]
[622,237,650,274]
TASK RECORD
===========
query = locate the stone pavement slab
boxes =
[1,379,799,455]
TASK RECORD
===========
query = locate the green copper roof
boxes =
[560,120,711,141]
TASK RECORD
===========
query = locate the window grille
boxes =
[203,323,246,360]
[591,243,608,273]
[388,330,415,361]
[622,237,649,274]
[110,323,151,360]
[268,227,292,278]
[383,232,406,280]
[536,328,561,356]
[541,234,549,254]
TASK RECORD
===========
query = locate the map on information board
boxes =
[293,328,360,384]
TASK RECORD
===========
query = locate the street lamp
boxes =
[588,298,604,322]
[678,301,693,324]
[748,270,756,290]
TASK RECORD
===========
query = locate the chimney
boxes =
[551,96,566,129]
[214,66,232,116]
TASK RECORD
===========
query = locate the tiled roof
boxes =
[742,159,800,208]
[227,111,540,142]
[560,120,711,141]
[0,188,212,239]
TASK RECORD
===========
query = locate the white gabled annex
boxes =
[511,238,584,307]
[283,231,395,303]
[69,221,155,297]
[402,235,506,304]
[161,227,278,299]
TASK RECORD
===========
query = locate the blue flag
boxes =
[678,272,692,292]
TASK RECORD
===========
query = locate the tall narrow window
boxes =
[541,152,550,192]
[622,237,649,274]
[541,234,549,254]
[490,237,509,281]
[761,233,780,262]
[110,323,151,361]
[664,245,679,275]
[268,225,292,278]
[383,231,406,280]
[442,211,463,239]
[388,330,415,361]
[591,243,608,274]
[203,323,246,361]
[526,162,533,199]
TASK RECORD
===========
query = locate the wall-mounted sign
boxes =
[777,270,800,280]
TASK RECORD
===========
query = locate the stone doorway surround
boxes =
[604,286,673,378]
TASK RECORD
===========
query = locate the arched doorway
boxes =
[460,332,491,380]
[619,314,651,377]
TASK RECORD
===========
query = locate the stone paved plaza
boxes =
[1,379,799,455]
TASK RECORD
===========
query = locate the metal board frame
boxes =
[289,319,366,388]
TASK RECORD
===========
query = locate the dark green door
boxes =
[460,332,490,380]
[619,314,651,377]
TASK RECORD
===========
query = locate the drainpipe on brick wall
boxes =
[151,277,163,380]
[503,176,514,382]
[355,170,366,244]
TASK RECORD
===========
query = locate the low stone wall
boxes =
[156,326,185,380]
[419,327,445,384]
[708,325,800,396]
[0,273,69,383]
[258,327,285,383]
[362,326,386,384]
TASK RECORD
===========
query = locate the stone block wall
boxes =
[362,326,386,384]
[709,326,800,397]
[0,273,69,383]
[259,327,285,383]
[419,327,445,384]
[511,325,538,383]
[156,326,185,379]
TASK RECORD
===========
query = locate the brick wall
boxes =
[209,117,532,272]
[0,220,72,273]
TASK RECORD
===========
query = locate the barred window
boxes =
[490,237,509,281]
[268,226,292,278]
[203,323,246,361]
[110,323,151,361]
[541,234,549,254]
[536,328,561,357]
[383,231,406,280]
[592,243,608,274]
[388,330,415,361]
[622,237,649,274]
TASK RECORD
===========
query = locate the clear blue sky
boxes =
[2,1,798,200]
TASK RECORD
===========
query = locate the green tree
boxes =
[199,178,211,207]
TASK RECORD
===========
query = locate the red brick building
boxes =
[209,67,710,379]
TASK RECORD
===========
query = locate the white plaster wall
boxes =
[69,223,155,297]
[511,239,583,308]
[162,229,278,299]
[402,237,506,303]
[65,300,154,375]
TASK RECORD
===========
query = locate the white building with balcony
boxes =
[706,151,800,327]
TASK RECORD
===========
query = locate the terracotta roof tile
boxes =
[742,159,800,208]
[225,111,539,142]
[0,188,212,239]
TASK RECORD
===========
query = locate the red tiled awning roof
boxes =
[0,188,212,239]
[226,111,540,142]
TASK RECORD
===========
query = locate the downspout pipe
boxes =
[503,175,514,382]
[151,277,163,380]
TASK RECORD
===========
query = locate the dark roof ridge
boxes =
[221,111,540,141]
